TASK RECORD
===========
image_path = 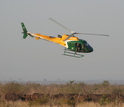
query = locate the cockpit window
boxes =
[82,41,88,48]
[82,42,90,49]
[85,43,89,46]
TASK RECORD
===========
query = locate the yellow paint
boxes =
[61,34,79,41]
[35,37,40,40]
[32,33,79,47]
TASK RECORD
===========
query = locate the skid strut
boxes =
[63,48,84,58]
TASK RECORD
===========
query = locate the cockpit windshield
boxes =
[85,42,90,47]
[80,39,93,52]
[82,41,91,50]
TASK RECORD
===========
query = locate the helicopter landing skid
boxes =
[63,48,84,58]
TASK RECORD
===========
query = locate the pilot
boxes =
[75,43,81,52]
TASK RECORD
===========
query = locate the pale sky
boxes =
[0,0,124,81]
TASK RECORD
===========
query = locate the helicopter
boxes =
[21,18,109,58]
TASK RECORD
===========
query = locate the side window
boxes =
[75,43,82,52]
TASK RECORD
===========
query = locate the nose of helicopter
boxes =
[87,42,94,52]
[88,44,93,52]
[82,45,93,53]
[89,46,93,52]
[82,46,93,53]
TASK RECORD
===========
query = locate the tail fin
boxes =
[21,22,28,39]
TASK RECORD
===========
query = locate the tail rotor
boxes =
[21,22,28,39]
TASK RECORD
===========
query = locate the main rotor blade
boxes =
[77,33,109,36]
[64,32,109,41]
[49,18,71,33]
[64,34,74,41]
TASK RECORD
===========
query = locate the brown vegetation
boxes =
[0,81,124,107]
[5,93,20,101]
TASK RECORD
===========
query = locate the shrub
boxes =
[1,82,24,94]
[98,95,110,106]
[67,97,76,107]
[29,96,49,106]
[112,88,123,95]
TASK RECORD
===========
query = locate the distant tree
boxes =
[102,80,110,87]
[70,80,74,84]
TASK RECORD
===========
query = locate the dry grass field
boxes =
[0,80,124,107]
[0,101,124,107]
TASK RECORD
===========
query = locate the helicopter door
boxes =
[75,43,82,52]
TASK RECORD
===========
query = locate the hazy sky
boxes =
[0,0,124,81]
